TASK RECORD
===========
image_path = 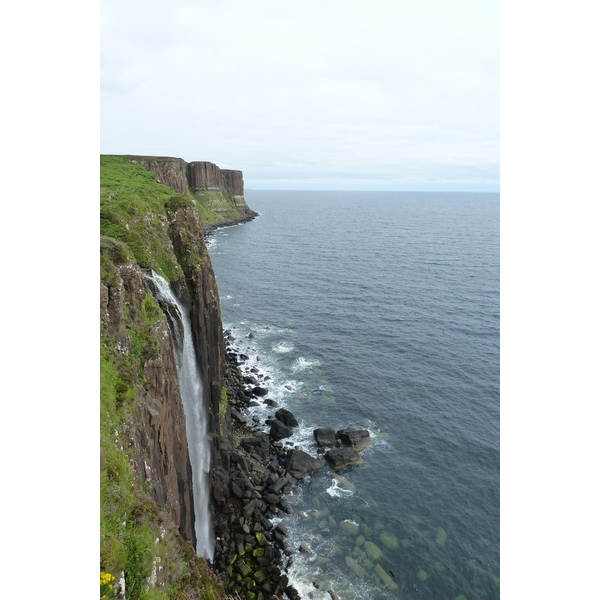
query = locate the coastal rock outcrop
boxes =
[313,427,336,447]
[336,427,372,451]
[286,450,323,479]
[126,155,258,228]
[324,447,363,471]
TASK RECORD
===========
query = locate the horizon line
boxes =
[245,188,500,193]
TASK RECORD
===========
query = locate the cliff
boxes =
[100,155,236,599]
[124,155,258,229]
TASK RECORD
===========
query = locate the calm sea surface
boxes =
[208,191,499,600]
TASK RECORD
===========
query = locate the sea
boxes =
[207,190,499,600]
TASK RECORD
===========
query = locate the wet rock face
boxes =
[268,419,294,441]
[101,262,196,545]
[324,446,363,471]
[313,427,336,447]
[286,449,323,479]
[336,427,372,452]
[275,408,299,428]
[167,204,233,509]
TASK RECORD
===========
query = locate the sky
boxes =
[100,0,499,191]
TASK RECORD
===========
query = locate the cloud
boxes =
[101,0,499,190]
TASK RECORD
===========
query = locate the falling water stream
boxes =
[145,271,214,561]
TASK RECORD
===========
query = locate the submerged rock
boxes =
[339,520,360,534]
[299,542,312,554]
[364,541,383,561]
[375,564,398,590]
[379,532,399,551]
[345,556,366,578]
[324,447,363,471]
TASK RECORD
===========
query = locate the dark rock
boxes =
[285,585,302,600]
[231,482,244,499]
[299,542,312,554]
[286,449,323,479]
[252,386,269,397]
[275,408,299,427]
[269,419,293,441]
[313,427,336,447]
[230,408,246,424]
[274,575,289,597]
[324,447,363,470]
[336,427,372,451]
[264,398,279,407]
[279,497,292,514]
[270,477,287,494]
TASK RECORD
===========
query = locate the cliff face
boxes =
[100,262,196,544]
[166,203,233,507]
[100,155,236,598]
[127,155,257,226]
[128,156,190,197]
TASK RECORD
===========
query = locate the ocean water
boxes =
[208,191,499,600]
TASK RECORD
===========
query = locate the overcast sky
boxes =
[100,0,499,191]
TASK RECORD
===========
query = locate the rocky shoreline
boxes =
[210,330,372,600]
[203,211,259,238]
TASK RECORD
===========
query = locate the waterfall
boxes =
[144,271,214,561]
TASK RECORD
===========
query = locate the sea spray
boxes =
[145,271,214,561]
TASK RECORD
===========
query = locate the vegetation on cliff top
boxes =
[100,155,232,599]
[101,154,242,230]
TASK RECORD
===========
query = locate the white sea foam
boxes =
[291,357,319,372]
[273,341,294,353]
[326,479,355,498]
[280,380,302,393]
[363,423,390,447]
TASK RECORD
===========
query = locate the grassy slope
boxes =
[100,156,230,600]
[102,154,241,226]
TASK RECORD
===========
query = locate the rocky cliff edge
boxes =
[123,155,258,229]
